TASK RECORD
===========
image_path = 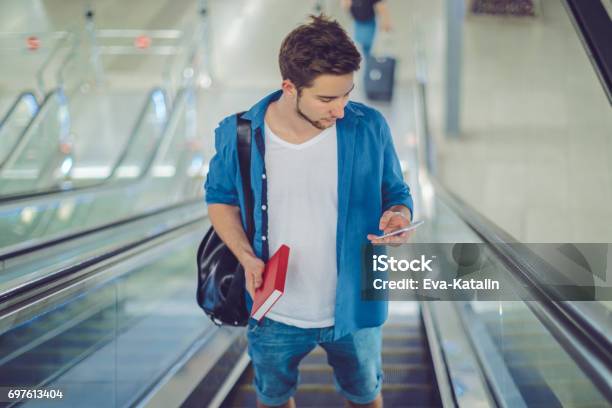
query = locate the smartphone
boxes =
[375,220,424,239]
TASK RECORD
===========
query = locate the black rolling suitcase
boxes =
[364,55,396,102]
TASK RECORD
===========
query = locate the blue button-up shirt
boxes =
[204,90,413,339]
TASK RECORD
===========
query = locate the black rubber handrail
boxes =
[413,69,611,399]
[562,0,612,103]
[0,91,199,316]
[0,197,204,305]
[435,180,612,352]
[0,195,202,262]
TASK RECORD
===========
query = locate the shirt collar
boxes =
[241,90,282,126]
[241,89,364,128]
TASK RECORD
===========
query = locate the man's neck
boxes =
[266,94,323,143]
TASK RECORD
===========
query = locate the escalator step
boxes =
[237,363,433,386]
[382,324,421,336]
[383,322,420,329]
[298,364,433,385]
[379,364,435,385]
[484,319,546,331]
[223,318,437,407]
[507,360,573,370]
[487,329,548,338]
[383,334,425,348]
[502,347,568,361]
[301,346,427,365]
[224,383,439,408]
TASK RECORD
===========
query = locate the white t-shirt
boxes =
[264,121,338,328]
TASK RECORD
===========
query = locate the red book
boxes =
[250,245,290,321]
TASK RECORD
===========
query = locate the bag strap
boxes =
[236,112,254,242]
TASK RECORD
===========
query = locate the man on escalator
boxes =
[205,15,413,408]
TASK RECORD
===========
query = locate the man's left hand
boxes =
[367,210,413,244]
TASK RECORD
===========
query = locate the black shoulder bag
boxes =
[196,112,253,326]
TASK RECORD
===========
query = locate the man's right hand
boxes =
[241,254,266,299]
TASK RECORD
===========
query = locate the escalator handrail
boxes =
[0,197,204,302]
[0,91,38,129]
[0,86,174,204]
[35,29,76,97]
[0,86,197,259]
[160,20,201,101]
[433,181,612,393]
[562,0,612,104]
[0,91,39,167]
[0,191,199,261]
[0,200,206,339]
[145,87,190,174]
[118,87,184,179]
[106,87,169,178]
[0,86,200,295]
[0,87,69,171]
[413,78,612,400]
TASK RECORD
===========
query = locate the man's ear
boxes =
[281,79,298,98]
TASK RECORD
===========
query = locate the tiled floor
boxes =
[430,0,612,242]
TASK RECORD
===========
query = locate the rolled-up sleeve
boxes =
[380,117,414,219]
[204,124,240,206]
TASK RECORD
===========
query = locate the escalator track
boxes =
[222,313,443,407]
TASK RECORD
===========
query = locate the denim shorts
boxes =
[246,317,383,406]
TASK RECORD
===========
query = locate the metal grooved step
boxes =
[222,314,443,407]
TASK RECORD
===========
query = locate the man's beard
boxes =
[296,94,328,130]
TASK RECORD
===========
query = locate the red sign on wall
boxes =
[26,36,40,51]
[134,35,152,49]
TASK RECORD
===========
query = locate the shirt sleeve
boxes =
[204,123,240,206]
[380,116,414,220]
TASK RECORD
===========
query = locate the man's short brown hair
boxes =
[279,14,361,91]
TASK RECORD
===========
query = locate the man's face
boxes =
[293,73,354,130]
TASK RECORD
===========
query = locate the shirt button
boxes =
[261,205,267,211]
[261,235,267,241]
[262,174,266,179]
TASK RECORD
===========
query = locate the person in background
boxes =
[341,0,392,58]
